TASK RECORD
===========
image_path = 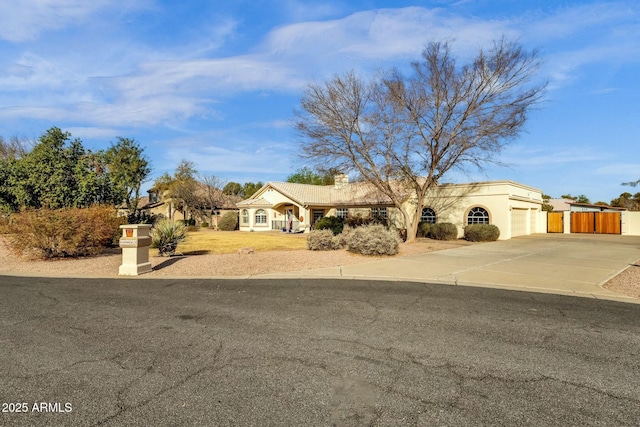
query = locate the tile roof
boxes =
[236,197,273,207]
[265,181,394,206]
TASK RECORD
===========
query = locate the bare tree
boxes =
[295,38,545,242]
[199,174,226,226]
[0,136,32,160]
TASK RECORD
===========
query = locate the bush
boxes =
[218,212,239,231]
[5,205,124,259]
[307,229,336,251]
[464,224,500,242]
[429,223,458,240]
[344,213,386,228]
[151,219,186,256]
[200,222,209,228]
[313,216,344,235]
[346,224,400,256]
[126,210,157,225]
[417,221,432,238]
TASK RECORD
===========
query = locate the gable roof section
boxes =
[237,180,394,208]
[236,197,272,207]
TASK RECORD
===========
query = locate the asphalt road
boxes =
[1,276,639,427]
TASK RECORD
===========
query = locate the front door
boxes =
[312,209,324,226]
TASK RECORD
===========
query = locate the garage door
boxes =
[511,209,528,237]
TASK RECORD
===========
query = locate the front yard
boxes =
[164,229,308,256]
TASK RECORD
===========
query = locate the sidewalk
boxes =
[257,234,640,303]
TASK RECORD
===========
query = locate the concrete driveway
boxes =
[260,234,640,301]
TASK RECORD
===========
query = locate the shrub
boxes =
[126,210,156,225]
[307,229,336,251]
[346,224,400,256]
[218,212,239,231]
[5,205,123,259]
[344,213,387,228]
[417,221,432,238]
[464,224,500,242]
[429,223,458,240]
[151,219,186,256]
[201,222,209,228]
[313,216,344,235]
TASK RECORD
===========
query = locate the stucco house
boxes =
[140,185,241,228]
[236,175,544,240]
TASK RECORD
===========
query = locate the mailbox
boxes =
[118,224,152,275]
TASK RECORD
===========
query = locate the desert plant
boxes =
[307,229,336,250]
[218,211,239,231]
[346,224,400,256]
[429,223,458,240]
[151,219,186,256]
[5,205,123,259]
[464,224,500,242]
[313,215,344,235]
[417,221,432,238]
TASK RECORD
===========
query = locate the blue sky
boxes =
[0,0,638,203]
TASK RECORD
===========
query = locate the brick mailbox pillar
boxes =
[118,224,152,275]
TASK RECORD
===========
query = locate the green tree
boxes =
[242,181,263,198]
[104,137,151,215]
[295,39,545,242]
[561,194,590,204]
[286,167,336,185]
[611,192,640,210]
[7,127,114,209]
[223,181,243,196]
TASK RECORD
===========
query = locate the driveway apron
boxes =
[261,234,640,301]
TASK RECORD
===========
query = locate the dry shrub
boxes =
[464,224,500,241]
[346,224,400,256]
[6,205,123,259]
[307,229,336,251]
[218,212,239,231]
[429,223,458,240]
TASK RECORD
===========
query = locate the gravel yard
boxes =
[1,235,638,300]
[0,235,469,278]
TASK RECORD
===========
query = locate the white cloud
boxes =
[595,163,640,176]
[0,0,144,42]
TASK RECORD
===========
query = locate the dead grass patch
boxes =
[159,229,308,256]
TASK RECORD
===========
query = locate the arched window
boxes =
[255,209,267,225]
[241,209,249,225]
[467,207,489,225]
[420,207,437,224]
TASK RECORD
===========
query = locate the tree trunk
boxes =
[401,207,418,243]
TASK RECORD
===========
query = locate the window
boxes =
[467,207,489,225]
[336,208,348,219]
[421,207,437,224]
[371,207,387,219]
[255,209,267,225]
[241,209,249,225]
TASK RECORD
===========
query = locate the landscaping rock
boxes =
[237,247,255,255]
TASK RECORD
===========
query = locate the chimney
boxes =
[334,174,349,189]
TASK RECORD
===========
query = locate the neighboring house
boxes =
[142,185,241,228]
[236,175,544,240]
[546,198,575,212]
